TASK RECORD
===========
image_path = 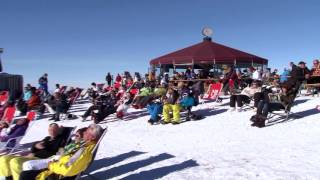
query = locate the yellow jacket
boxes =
[36,142,96,180]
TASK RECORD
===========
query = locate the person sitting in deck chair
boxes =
[115,92,133,119]
[307,59,320,93]
[0,100,15,121]
[132,85,154,109]
[49,93,69,122]
[82,91,117,124]
[0,123,68,180]
[87,83,99,100]
[43,93,59,114]
[146,86,167,125]
[17,87,41,116]
[229,81,261,112]
[308,59,320,83]
[0,118,29,148]
[162,87,181,124]
[21,127,88,173]
[177,82,201,121]
[250,83,297,128]
[19,124,104,180]
[0,121,9,137]
[23,86,32,102]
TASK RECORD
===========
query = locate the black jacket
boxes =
[31,134,66,158]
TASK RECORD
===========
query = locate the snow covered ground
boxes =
[20,95,320,180]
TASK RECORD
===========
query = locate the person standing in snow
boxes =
[106,72,113,87]
[38,73,49,96]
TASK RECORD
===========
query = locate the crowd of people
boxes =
[0,59,319,179]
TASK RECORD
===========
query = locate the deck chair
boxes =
[0,113,37,155]
[199,82,223,109]
[60,91,81,120]
[129,88,139,96]
[26,111,37,121]
[6,126,76,156]
[240,96,256,111]
[48,128,108,180]
[114,82,121,89]
[80,88,89,99]
[59,86,68,94]
[305,83,320,97]
[266,89,302,123]
[1,106,16,124]
[96,83,104,92]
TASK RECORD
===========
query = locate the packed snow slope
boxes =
[20,95,320,180]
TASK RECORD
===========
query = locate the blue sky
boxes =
[1,0,319,89]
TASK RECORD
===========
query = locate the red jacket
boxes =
[27,94,41,109]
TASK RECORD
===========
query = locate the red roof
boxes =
[150,38,268,65]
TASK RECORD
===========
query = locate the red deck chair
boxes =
[97,83,104,91]
[203,83,223,100]
[200,82,223,109]
[114,82,121,89]
[0,91,9,105]
[59,86,67,94]
[1,106,16,124]
[129,88,139,96]
[26,111,36,122]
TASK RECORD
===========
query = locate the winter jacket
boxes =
[23,91,32,101]
[31,134,67,159]
[36,142,96,180]
[139,87,153,97]
[27,94,41,109]
[0,123,28,142]
[287,66,310,89]
[38,77,48,85]
[290,66,310,82]
[165,90,180,104]
[180,96,195,108]
[280,70,290,83]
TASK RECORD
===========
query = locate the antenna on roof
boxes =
[202,27,213,41]
[202,27,213,37]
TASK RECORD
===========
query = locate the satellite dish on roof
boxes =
[202,27,213,37]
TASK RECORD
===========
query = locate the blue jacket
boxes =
[280,70,290,83]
